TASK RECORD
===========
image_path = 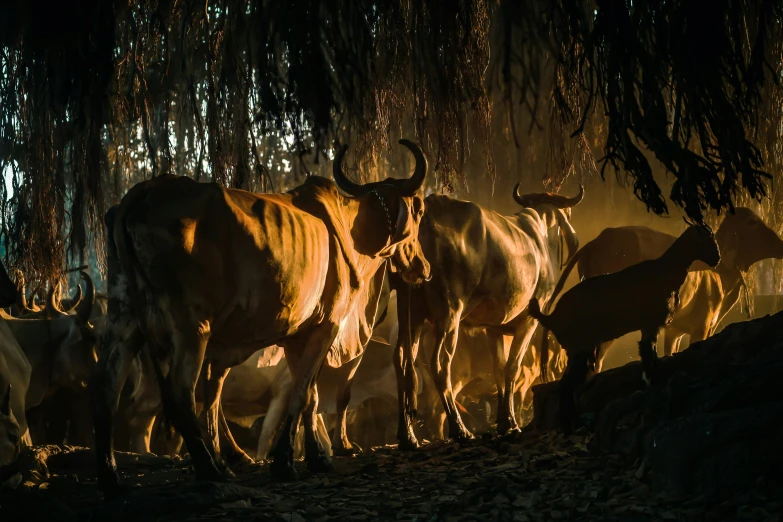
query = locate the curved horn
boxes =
[565,185,585,207]
[398,139,428,195]
[75,271,95,323]
[513,184,585,209]
[61,282,83,313]
[46,281,67,318]
[332,145,369,197]
[10,268,27,311]
[513,183,526,206]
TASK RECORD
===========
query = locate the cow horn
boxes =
[61,283,83,312]
[46,281,67,318]
[332,145,370,197]
[513,183,526,206]
[398,139,428,195]
[10,268,27,311]
[75,271,95,323]
[513,184,585,209]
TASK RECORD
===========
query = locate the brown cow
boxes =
[542,208,783,374]
[91,140,430,496]
[394,185,583,447]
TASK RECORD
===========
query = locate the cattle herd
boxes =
[1,139,782,499]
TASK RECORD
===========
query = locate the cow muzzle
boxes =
[400,257,431,285]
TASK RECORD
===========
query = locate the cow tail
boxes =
[113,180,177,433]
[528,298,553,384]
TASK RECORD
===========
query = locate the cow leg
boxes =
[639,327,660,385]
[302,384,332,472]
[316,414,332,453]
[199,362,253,467]
[662,327,686,357]
[270,324,339,481]
[160,329,223,482]
[417,365,444,440]
[217,403,254,466]
[487,331,507,414]
[430,309,473,441]
[594,340,613,373]
[497,317,537,434]
[256,382,292,460]
[128,413,156,454]
[330,354,364,456]
[394,285,426,450]
[284,346,333,472]
[200,361,240,472]
[91,324,144,497]
[686,325,710,345]
[558,348,596,435]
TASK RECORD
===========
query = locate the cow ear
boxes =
[0,385,10,416]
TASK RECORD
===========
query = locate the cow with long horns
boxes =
[91,140,430,496]
[1,271,97,413]
[394,184,583,447]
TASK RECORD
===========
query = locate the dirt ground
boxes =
[1,429,780,522]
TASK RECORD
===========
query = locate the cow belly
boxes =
[463,288,534,327]
[466,253,541,326]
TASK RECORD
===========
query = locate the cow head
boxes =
[513,184,585,264]
[0,385,21,467]
[46,271,96,324]
[45,271,99,390]
[715,207,783,271]
[681,221,721,268]
[333,139,431,284]
[50,324,99,391]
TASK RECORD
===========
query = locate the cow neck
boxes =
[658,239,697,289]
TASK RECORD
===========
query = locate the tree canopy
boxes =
[1,0,782,283]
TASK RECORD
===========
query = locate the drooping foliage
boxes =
[1,0,782,286]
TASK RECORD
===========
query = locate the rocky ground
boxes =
[1,429,781,522]
[3,311,783,521]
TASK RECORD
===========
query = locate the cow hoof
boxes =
[397,435,419,451]
[270,460,299,482]
[332,444,361,457]
[496,420,518,435]
[306,455,334,473]
[453,430,475,442]
[224,449,255,468]
[399,440,420,450]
